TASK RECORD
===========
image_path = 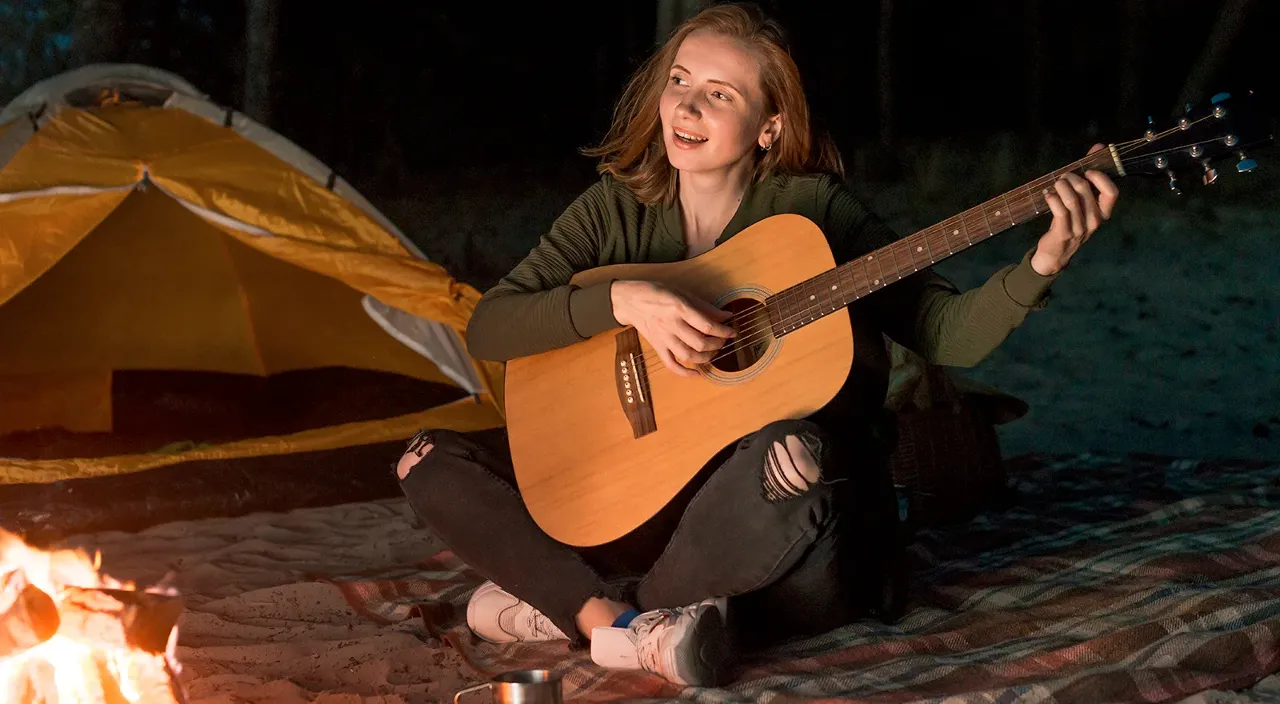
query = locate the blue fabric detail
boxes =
[612,609,640,629]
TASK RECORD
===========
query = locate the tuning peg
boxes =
[1202,161,1219,186]
[1167,169,1182,195]
[1237,153,1259,173]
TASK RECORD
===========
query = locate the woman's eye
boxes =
[712,91,729,101]
[670,76,687,86]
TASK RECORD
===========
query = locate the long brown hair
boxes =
[584,2,844,204]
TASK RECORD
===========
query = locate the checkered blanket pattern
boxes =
[332,453,1280,703]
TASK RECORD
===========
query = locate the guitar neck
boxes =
[767,146,1124,338]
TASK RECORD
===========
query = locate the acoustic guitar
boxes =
[505,92,1272,547]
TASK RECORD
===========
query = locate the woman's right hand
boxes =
[610,280,736,378]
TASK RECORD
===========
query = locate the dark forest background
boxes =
[2,0,1275,197]
[2,0,1278,462]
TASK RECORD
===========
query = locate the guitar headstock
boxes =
[1114,91,1273,192]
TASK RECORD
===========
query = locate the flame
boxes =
[0,530,182,703]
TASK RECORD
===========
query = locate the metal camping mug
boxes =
[453,669,563,704]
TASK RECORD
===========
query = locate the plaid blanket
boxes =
[331,453,1280,703]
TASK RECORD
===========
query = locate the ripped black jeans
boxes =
[396,419,905,649]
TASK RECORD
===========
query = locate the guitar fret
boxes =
[787,283,799,329]
[905,237,922,273]
[885,245,906,281]
[978,204,994,237]
[860,254,874,292]
[923,227,936,263]
[782,286,798,333]
[816,272,830,316]
[800,279,816,325]
[1000,192,1016,227]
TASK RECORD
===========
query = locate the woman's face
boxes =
[659,31,779,176]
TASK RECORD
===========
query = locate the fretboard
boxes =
[767,148,1120,338]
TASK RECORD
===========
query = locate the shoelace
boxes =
[525,609,560,640]
[631,610,679,674]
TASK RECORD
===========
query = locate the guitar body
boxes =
[505,214,854,547]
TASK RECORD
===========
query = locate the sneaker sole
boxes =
[675,606,732,687]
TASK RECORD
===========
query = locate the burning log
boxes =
[57,588,184,655]
[0,571,60,659]
[0,531,188,703]
[0,585,186,704]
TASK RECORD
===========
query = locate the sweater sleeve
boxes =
[464,181,620,362]
[817,176,1063,367]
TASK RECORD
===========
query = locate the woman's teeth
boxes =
[675,130,707,143]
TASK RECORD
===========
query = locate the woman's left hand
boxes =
[1032,143,1121,276]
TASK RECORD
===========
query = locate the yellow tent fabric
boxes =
[0,69,506,484]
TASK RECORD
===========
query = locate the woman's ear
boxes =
[759,114,784,150]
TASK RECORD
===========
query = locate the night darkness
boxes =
[1,2,1279,464]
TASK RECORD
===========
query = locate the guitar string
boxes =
[645,131,1167,378]
[693,132,1162,350]
[631,116,1223,376]
[689,123,1220,359]
[641,138,1144,371]
[639,132,1168,376]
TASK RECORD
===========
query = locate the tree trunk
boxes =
[243,0,279,125]
[1174,0,1254,115]
[1117,0,1146,128]
[655,0,707,47]
[876,0,894,148]
[1024,0,1045,136]
[71,0,126,67]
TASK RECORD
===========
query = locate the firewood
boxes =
[0,570,60,658]
[57,587,185,654]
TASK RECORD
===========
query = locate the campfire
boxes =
[0,530,185,703]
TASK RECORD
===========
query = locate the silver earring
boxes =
[762,142,772,152]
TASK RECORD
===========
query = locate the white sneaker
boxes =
[590,598,731,687]
[466,581,568,643]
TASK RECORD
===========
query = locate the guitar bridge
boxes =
[615,328,656,438]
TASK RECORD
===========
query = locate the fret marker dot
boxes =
[916,246,923,252]
[809,294,815,301]
[874,279,880,285]
[953,229,959,235]
[830,285,837,290]
[866,255,873,260]
[995,210,1001,216]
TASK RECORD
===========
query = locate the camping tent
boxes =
[0,64,506,485]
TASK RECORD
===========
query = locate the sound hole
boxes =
[711,297,773,373]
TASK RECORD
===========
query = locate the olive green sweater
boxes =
[467,172,1061,370]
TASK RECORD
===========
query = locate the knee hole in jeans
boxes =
[396,430,434,480]
[762,433,822,502]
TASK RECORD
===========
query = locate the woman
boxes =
[396,2,1118,688]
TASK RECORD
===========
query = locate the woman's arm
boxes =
[818,176,1065,368]
[465,181,619,362]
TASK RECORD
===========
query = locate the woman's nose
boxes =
[676,95,701,118]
